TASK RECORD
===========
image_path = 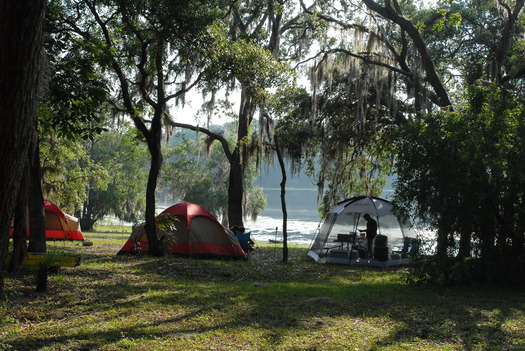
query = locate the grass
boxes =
[92,224,133,234]
[1,232,524,351]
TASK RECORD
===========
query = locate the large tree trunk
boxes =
[144,147,162,256]
[0,0,46,281]
[436,217,451,260]
[28,134,46,253]
[10,159,30,273]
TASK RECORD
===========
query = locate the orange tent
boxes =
[43,200,84,241]
[10,200,84,241]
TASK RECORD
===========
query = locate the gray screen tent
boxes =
[307,196,418,267]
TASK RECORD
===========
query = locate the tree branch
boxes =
[325,48,407,76]
[165,71,205,101]
[84,1,151,138]
[166,121,233,161]
[495,0,525,83]
[298,0,420,99]
[361,0,453,109]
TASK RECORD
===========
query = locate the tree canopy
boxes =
[394,85,525,285]
[53,0,226,254]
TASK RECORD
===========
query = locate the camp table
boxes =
[333,233,358,250]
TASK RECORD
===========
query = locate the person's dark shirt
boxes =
[366,218,377,239]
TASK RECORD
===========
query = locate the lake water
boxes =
[244,188,323,246]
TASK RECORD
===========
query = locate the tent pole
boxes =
[348,213,361,264]
[274,226,278,259]
[307,222,321,251]
[322,216,336,256]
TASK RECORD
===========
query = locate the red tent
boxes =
[118,202,246,259]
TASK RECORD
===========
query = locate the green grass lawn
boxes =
[1,232,524,350]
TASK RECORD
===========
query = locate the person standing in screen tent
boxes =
[358,214,377,259]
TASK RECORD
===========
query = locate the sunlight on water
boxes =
[244,188,322,245]
[244,215,321,246]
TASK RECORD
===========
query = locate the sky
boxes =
[169,88,241,127]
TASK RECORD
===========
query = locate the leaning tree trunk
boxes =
[274,134,289,263]
[361,0,452,109]
[0,0,46,282]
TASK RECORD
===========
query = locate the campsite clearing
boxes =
[1,231,524,350]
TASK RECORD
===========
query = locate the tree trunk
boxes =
[28,135,46,253]
[0,0,46,281]
[227,152,244,228]
[479,206,497,282]
[143,114,163,256]
[144,147,162,256]
[10,159,30,273]
[81,195,97,232]
[457,211,473,260]
[274,134,289,263]
[436,223,450,259]
[227,87,256,227]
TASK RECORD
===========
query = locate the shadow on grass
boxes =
[3,245,524,350]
